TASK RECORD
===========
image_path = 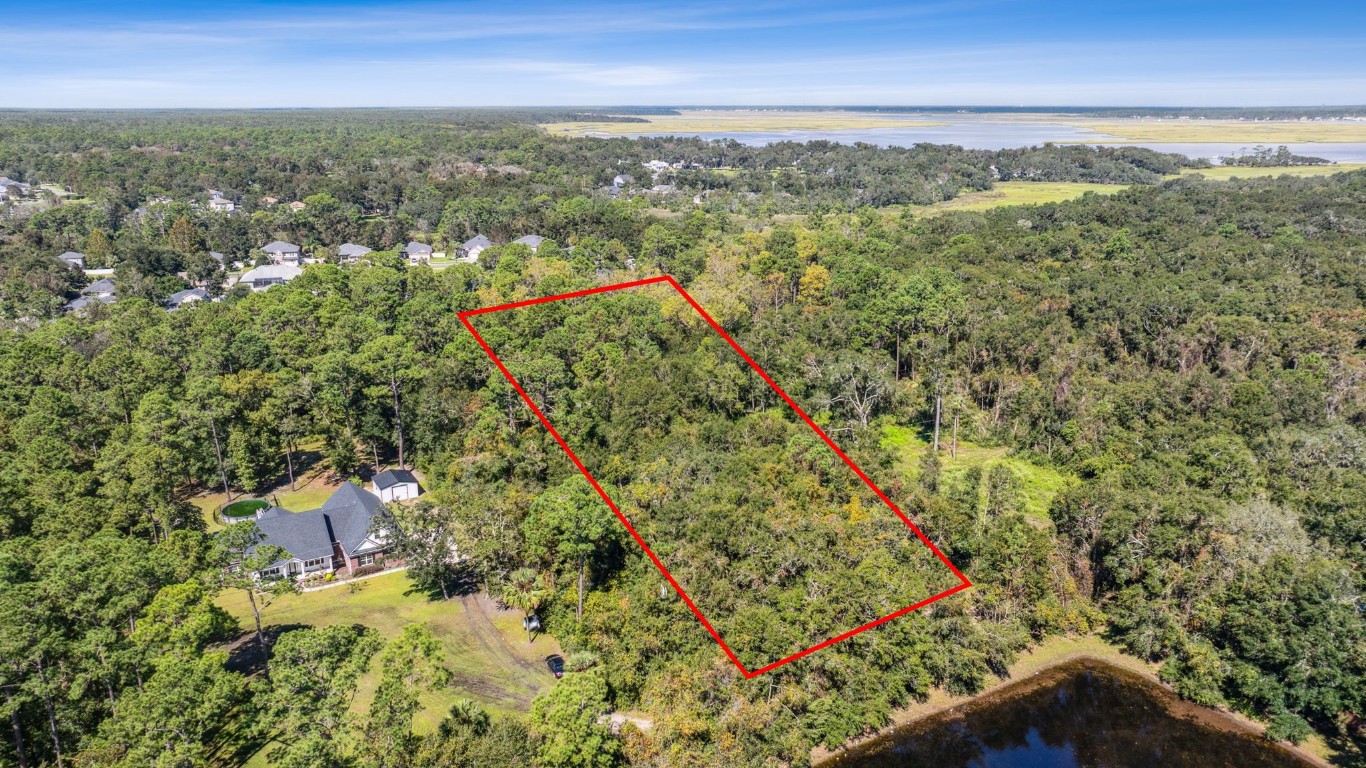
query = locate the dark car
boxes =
[545,654,565,678]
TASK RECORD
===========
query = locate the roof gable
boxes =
[373,469,418,489]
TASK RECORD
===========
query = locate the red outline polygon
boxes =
[459,275,971,677]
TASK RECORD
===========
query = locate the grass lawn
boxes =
[881,425,1076,521]
[1177,163,1366,180]
[913,181,1127,216]
[218,571,561,766]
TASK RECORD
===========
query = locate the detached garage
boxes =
[372,469,421,502]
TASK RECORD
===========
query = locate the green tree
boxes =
[528,668,620,768]
[213,522,296,668]
[524,477,618,619]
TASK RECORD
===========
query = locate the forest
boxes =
[0,110,1362,768]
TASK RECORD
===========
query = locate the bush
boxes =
[1266,713,1312,744]
[353,563,384,578]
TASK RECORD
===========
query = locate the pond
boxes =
[822,659,1313,768]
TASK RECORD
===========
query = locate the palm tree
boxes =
[502,568,548,644]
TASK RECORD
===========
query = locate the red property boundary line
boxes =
[459,275,972,677]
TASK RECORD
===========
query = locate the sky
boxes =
[3,0,1364,108]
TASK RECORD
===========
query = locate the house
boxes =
[613,173,634,187]
[61,295,115,312]
[261,241,302,265]
[402,241,433,264]
[648,184,677,194]
[337,243,372,262]
[57,251,86,270]
[209,251,226,265]
[262,196,279,206]
[288,201,307,212]
[0,177,30,200]
[166,288,208,310]
[246,483,401,579]
[209,198,235,213]
[238,264,303,291]
[643,160,671,174]
[371,469,421,503]
[82,278,117,298]
[513,235,545,253]
[207,189,224,199]
[457,234,492,262]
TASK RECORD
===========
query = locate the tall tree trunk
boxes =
[952,410,959,459]
[577,556,585,619]
[209,417,231,503]
[932,394,942,452]
[3,686,27,768]
[285,440,296,491]
[35,658,61,768]
[245,588,269,677]
[894,329,901,381]
[390,377,406,470]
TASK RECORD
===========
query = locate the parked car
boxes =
[545,654,565,678]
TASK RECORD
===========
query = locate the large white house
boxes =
[238,264,303,291]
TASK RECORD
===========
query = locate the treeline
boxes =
[1,168,1363,766]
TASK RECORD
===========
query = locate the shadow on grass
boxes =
[401,566,482,602]
[224,623,310,677]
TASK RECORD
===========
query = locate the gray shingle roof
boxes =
[166,288,208,308]
[261,241,300,254]
[373,469,418,490]
[82,278,116,295]
[338,243,372,258]
[461,235,492,251]
[402,241,433,255]
[320,482,386,553]
[513,235,545,249]
[253,508,336,562]
[58,251,86,263]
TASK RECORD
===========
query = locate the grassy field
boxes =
[1177,163,1366,180]
[218,571,562,765]
[881,425,1075,520]
[1073,119,1366,143]
[543,110,945,136]
[912,181,1127,216]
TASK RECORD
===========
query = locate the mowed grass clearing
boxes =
[881,425,1076,521]
[911,181,1127,216]
[217,571,562,765]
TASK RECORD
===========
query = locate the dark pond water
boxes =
[823,660,1312,768]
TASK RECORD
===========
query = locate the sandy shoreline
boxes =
[810,635,1331,768]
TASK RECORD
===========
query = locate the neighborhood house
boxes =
[238,264,303,291]
[337,243,372,262]
[402,241,434,264]
[513,234,546,252]
[262,241,302,265]
[58,251,86,269]
[246,483,400,579]
[457,234,492,262]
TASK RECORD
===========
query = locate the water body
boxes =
[615,114,1366,163]
[822,660,1313,768]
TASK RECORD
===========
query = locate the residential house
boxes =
[261,241,302,265]
[457,234,492,262]
[83,278,117,298]
[246,483,400,579]
[513,235,545,253]
[649,184,677,194]
[402,241,434,264]
[166,288,208,310]
[238,264,303,291]
[209,251,226,265]
[57,251,86,270]
[0,177,30,200]
[207,189,224,199]
[643,160,671,174]
[613,173,634,187]
[209,197,236,213]
[337,243,372,262]
[62,277,117,311]
[371,469,421,503]
[262,196,279,206]
[288,201,307,212]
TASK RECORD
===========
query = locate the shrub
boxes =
[1266,713,1312,744]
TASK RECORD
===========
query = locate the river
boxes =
[820,659,1314,768]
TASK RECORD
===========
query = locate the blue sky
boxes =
[3,0,1364,107]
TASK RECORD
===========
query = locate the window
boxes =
[357,554,375,567]
[304,557,328,569]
